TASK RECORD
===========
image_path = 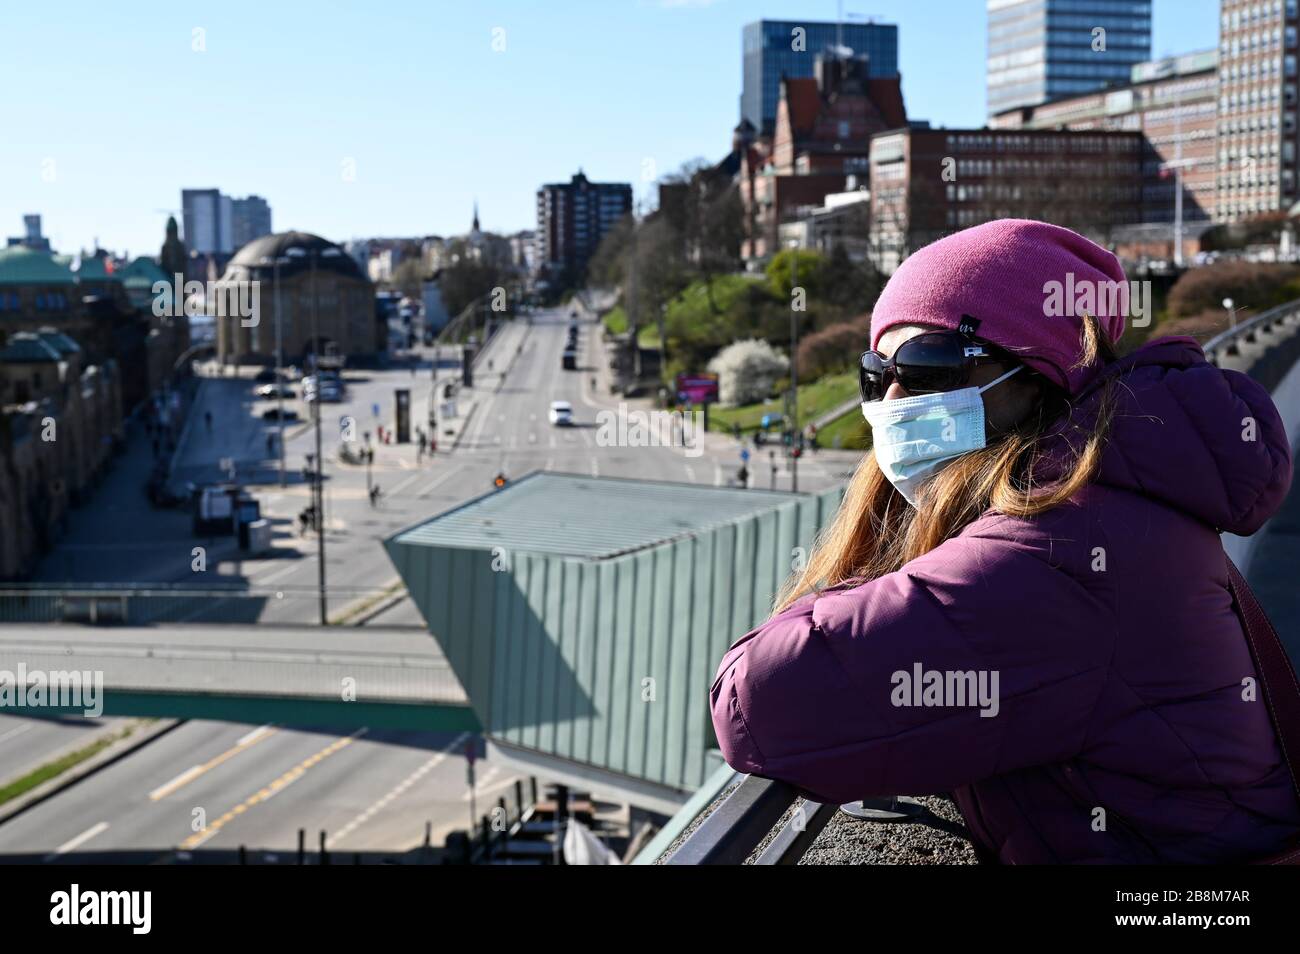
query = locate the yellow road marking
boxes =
[149,726,279,801]
[179,730,365,850]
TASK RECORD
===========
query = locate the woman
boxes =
[710,219,1300,864]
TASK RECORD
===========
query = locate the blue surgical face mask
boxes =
[860,366,1023,508]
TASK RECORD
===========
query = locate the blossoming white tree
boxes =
[708,339,789,407]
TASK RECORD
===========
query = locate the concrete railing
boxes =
[1205,300,1300,574]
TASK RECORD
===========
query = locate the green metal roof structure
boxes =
[0,246,76,286]
[0,332,64,364]
[115,255,169,291]
[385,471,846,810]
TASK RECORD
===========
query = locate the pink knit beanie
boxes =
[870,219,1128,394]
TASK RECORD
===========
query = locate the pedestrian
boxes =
[710,219,1300,865]
[417,429,427,463]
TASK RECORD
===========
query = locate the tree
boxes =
[1167,261,1300,318]
[389,259,427,301]
[708,339,789,407]
[797,315,871,380]
[440,258,506,318]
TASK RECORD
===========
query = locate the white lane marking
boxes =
[418,465,463,498]
[326,731,469,848]
[48,821,109,858]
[388,472,423,496]
[0,722,35,744]
[463,772,523,802]
[528,433,537,444]
[580,429,593,448]
[510,435,517,449]
[148,766,205,801]
[460,765,501,800]
[544,457,554,470]
[549,435,557,449]
[714,461,724,486]
[590,458,599,477]
[253,562,302,586]
[684,463,696,482]
[237,724,275,747]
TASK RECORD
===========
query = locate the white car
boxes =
[548,401,573,426]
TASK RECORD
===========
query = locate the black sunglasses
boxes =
[859,331,1007,403]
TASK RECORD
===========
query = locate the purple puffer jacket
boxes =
[710,337,1300,864]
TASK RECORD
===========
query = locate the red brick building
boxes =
[741,52,906,263]
[867,126,1143,272]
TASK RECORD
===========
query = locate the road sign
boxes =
[371,402,380,418]
[740,448,750,463]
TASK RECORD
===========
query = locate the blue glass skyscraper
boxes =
[741,19,900,136]
[987,0,1153,116]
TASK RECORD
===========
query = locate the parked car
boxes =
[254,369,280,384]
[303,384,341,403]
[263,407,300,422]
[255,383,295,398]
[548,400,573,426]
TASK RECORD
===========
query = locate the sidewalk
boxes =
[35,403,241,584]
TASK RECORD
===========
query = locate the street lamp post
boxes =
[260,254,291,487]
[1223,297,1241,331]
[286,244,342,626]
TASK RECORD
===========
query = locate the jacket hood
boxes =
[1037,336,1292,536]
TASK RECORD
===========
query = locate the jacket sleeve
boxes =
[709,521,1116,805]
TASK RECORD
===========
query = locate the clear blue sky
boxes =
[1,0,1219,258]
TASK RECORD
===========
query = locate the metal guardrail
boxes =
[1203,300,1300,361]
[0,584,402,626]
[660,774,836,865]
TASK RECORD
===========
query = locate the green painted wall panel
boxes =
[388,479,849,795]
[663,538,694,789]
[626,549,655,780]
[589,560,616,769]
[683,531,714,788]
[644,545,675,783]
[605,554,636,776]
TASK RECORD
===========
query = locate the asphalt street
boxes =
[0,719,504,862]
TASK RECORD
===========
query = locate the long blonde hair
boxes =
[774,315,1118,614]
